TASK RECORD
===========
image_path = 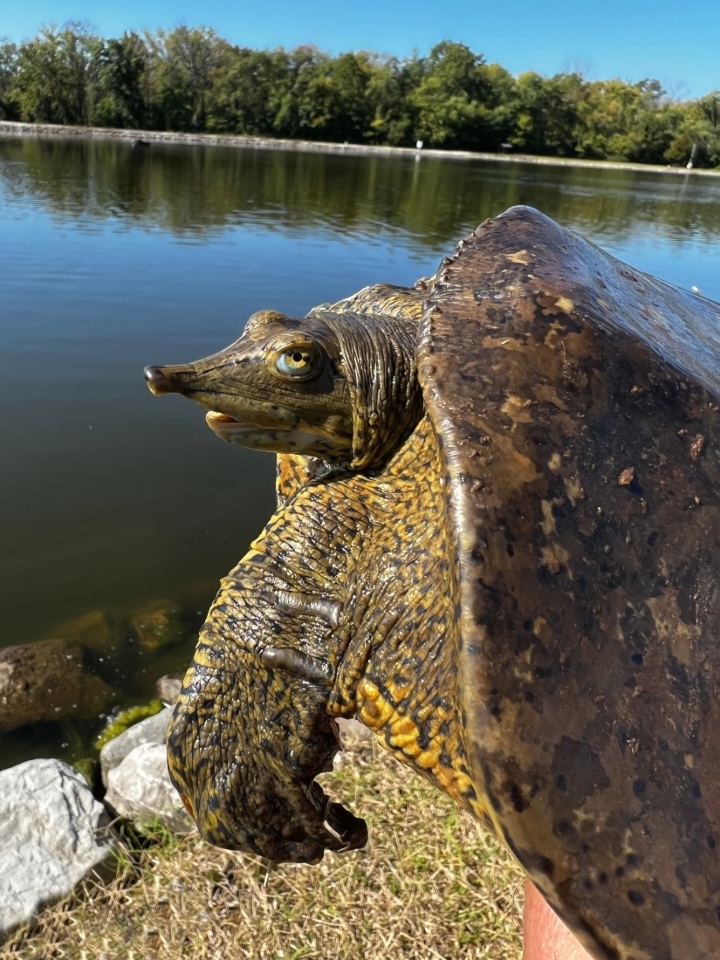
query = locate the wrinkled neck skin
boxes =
[325,312,420,470]
[168,416,482,863]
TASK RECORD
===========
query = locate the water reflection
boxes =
[3,136,720,247]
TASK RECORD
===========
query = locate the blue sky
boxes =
[2,0,718,99]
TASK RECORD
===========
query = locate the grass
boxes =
[1,730,523,960]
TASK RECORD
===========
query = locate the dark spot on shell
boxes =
[556,820,572,835]
[599,872,608,884]
[631,652,644,665]
[691,781,702,798]
[616,866,626,878]
[633,779,647,800]
[626,853,641,867]
[509,781,528,812]
[627,890,645,906]
[708,835,717,849]
[555,774,567,792]
[552,737,610,804]
[647,531,659,546]
[583,878,594,891]
[506,543,514,557]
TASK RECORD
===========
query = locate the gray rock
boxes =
[99,706,174,787]
[104,742,195,835]
[156,673,183,705]
[99,707,193,835]
[0,638,114,733]
[0,759,116,935]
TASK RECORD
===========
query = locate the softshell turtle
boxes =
[145,207,720,960]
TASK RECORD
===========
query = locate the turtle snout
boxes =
[144,364,178,396]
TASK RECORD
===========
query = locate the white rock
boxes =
[0,759,116,935]
[104,742,195,835]
[99,706,174,787]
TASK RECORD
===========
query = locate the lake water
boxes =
[1,136,720,766]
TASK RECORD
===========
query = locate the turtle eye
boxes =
[271,342,322,381]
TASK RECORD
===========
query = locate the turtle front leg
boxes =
[167,565,367,864]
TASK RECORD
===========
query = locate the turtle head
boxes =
[167,642,368,863]
[145,307,422,470]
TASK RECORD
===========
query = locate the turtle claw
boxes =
[304,779,368,855]
[322,798,368,853]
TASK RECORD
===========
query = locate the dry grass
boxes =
[1,734,523,960]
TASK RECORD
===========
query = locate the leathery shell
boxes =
[419,206,720,959]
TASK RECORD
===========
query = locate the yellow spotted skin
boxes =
[325,414,490,825]
[355,677,486,821]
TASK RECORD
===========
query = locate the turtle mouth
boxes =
[204,409,290,447]
[205,409,244,443]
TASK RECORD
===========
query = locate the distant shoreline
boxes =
[1,119,718,178]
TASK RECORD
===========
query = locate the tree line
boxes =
[1,24,718,168]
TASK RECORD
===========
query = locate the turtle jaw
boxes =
[144,362,355,460]
[203,409,353,459]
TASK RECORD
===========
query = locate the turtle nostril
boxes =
[144,365,165,383]
[144,364,175,395]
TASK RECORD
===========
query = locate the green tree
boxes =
[366,54,423,145]
[477,62,520,150]
[513,72,583,156]
[95,32,151,128]
[573,78,676,162]
[276,49,373,142]
[207,46,291,135]
[146,26,226,131]
[666,92,720,168]
[0,39,19,120]
[12,24,101,125]
[410,41,492,148]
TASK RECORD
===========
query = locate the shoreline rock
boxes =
[0,759,117,936]
[0,119,717,178]
[0,638,115,733]
[0,685,191,936]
